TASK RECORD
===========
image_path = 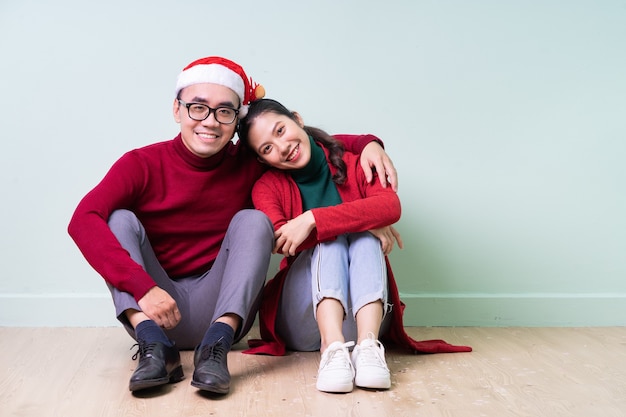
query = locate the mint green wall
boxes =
[1,0,624,326]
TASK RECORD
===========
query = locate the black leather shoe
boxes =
[129,341,184,392]
[191,340,230,394]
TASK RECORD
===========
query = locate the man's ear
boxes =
[173,98,181,123]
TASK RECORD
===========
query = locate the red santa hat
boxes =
[175,56,265,118]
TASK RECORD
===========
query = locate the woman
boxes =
[238,99,471,393]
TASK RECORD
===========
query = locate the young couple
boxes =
[68,56,470,397]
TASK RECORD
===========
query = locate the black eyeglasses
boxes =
[178,99,239,124]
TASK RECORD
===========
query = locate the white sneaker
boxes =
[316,341,355,393]
[352,334,391,389]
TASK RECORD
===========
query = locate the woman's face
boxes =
[247,111,312,170]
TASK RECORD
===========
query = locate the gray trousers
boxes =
[107,209,274,350]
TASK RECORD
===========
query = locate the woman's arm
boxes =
[251,173,320,256]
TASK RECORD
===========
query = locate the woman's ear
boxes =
[257,156,267,164]
[292,111,305,128]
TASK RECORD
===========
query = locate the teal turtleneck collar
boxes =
[291,136,342,210]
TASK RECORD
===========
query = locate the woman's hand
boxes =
[274,211,316,256]
[369,225,404,255]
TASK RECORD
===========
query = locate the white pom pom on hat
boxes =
[175,56,265,118]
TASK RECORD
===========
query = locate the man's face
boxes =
[173,83,240,158]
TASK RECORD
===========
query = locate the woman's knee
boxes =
[350,231,383,250]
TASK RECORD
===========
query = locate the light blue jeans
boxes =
[276,232,392,351]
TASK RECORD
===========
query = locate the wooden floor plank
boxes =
[1,327,625,417]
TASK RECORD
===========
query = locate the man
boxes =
[68,56,398,395]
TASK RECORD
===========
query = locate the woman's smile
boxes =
[286,143,301,162]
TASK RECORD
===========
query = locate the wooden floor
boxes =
[1,327,625,417]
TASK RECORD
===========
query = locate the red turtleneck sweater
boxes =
[68,134,379,302]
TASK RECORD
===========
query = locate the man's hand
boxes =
[369,225,404,256]
[360,142,398,192]
[137,287,181,329]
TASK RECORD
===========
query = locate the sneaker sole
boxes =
[316,380,354,393]
[355,376,391,390]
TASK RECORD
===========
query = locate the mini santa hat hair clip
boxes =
[175,56,265,118]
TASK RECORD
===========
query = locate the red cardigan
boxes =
[244,144,472,355]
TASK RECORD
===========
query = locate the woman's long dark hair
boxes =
[238,99,347,185]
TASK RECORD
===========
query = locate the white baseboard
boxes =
[399,293,626,326]
[2,293,625,327]
[0,293,120,327]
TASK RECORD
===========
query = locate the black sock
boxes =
[201,322,235,349]
[135,320,173,347]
